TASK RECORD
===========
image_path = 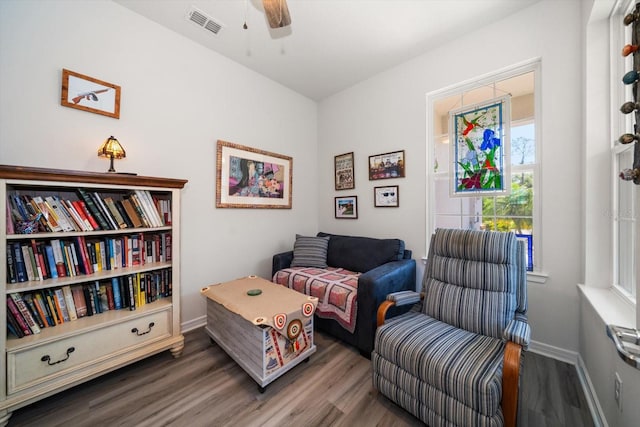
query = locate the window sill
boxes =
[577,284,636,329]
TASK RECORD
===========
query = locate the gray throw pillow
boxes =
[290,234,329,268]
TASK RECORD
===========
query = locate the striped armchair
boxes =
[372,228,530,427]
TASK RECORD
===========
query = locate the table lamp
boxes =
[98,135,126,173]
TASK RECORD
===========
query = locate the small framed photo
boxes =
[374,185,399,207]
[368,150,405,180]
[334,152,355,190]
[335,196,358,219]
[60,69,121,119]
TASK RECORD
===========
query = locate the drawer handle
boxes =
[131,322,155,336]
[41,347,75,365]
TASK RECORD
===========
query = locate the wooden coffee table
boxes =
[201,276,317,392]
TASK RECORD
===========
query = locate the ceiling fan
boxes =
[262,0,291,28]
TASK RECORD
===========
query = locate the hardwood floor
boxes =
[9,327,594,427]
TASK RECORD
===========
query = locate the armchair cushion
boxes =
[290,234,329,268]
[374,311,504,422]
[502,318,531,349]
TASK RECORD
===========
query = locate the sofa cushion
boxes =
[290,234,330,268]
[317,232,405,273]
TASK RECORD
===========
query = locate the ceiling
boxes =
[114,0,540,101]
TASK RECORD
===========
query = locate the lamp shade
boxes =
[98,136,126,172]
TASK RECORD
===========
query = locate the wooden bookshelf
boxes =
[0,165,187,426]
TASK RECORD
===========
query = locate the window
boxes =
[428,63,540,272]
[612,0,637,302]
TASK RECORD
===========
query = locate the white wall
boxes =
[0,0,319,327]
[319,0,583,352]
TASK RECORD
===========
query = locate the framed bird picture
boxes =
[60,69,121,119]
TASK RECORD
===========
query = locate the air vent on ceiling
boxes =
[188,6,223,35]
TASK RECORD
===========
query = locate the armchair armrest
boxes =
[503,318,531,350]
[502,341,522,427]
[377,291,422,327]
[271,250,294,277]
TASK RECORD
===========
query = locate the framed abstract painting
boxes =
[216,140,292,208]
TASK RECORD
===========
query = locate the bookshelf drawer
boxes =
[7,309,171,394]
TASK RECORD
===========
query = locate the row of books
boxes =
[6,268,172,338]
[6,232,171,283]
[7,188,172,234]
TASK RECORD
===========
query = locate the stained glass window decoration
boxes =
[449,96,511,197]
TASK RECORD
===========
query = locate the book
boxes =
[71,285,88,318]
[127,275,136,310]
[44,289,62,325]
[20,244,36,281]
[53,288,70,323]
[129,194,151,227]
[111,277,123,309]
[9,293,40,334]
[12,242,28,282]
[34,240,49,280]
[6,310,24,338]
[62,198,91,231]
[44,196,75,232]
[22,293,46,329]
[74,236,93,275]
[91,282,102,314]
[76,188,110,230]
[73,199,100,230]
[135,190,162,227]
[50,239,67,277]
[6,243,16,283]
[91,192,118,230]
[61,285,78,321]
[67,241,80,276]
[100,282,112,311]
[31,196,61,232]
[115,199,134,228]
[44,244,58,279]
[121,198,143,228]
[82,285,94,316]
[103,197,127,229]
[33,291,55,327]
[25,243,42,280]
[6,302,30,337]
[6,199,15,235]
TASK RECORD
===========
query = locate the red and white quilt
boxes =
[272,267,359,333]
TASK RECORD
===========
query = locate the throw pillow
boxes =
[290,234,329,268]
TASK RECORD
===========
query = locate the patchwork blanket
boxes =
[273,267,360,333]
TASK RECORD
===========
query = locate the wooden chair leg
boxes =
[502,341,522,427]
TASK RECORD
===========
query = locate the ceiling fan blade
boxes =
[262,0,291,28]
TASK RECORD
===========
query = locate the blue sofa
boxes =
[272,232,416,357]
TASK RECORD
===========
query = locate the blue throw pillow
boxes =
[290,234,329,268]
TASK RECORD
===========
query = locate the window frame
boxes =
[426,59,544,279]
[611,0,638,304]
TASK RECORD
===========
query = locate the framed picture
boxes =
[449,95,511,196]
[374,185,399,207]
[334,152,355,190]
[60,69,121,119]
[368,150,405,180]
[335,196,358,219]
[216,140,292,209]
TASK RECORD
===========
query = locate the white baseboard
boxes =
[576,354,607,427]
[181,315,206,333]
[528,339,578,365]
[528,340,606,427]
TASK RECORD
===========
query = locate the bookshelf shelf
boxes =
[0,165,187,426]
